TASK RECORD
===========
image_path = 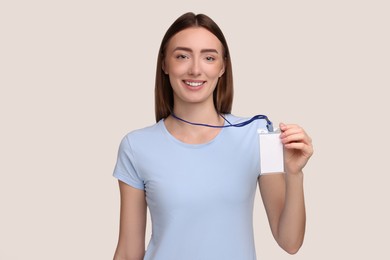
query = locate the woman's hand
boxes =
[279,123,313,175]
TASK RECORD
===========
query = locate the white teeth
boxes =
[185,81,203,87]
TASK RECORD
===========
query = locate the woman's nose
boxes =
[188,58,201,76]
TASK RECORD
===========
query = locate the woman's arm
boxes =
[258,123,313,254]
[113,180,147,260]
[259,172,305,254]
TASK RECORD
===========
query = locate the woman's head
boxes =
[155,12,233,122]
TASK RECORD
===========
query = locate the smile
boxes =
[184,80,205,87]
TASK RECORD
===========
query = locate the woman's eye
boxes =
[176,54,188,59]
[205,56,215,62]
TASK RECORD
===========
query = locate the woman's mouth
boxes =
[183,80,205,88]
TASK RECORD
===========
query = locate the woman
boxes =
[113,12,313,260]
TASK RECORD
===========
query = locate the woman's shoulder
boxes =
[121,120,164,143]
[224,113,270,130]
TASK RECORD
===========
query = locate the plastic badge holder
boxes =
[258,128,285,174]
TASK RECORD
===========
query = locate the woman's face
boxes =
[163,27,225,108]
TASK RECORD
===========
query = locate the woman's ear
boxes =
[219,61,225,78]
[162,60,168,75]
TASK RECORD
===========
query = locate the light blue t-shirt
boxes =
[113,114,268,260]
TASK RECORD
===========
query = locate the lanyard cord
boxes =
[170,112,274,132]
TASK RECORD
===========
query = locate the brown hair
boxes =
[154,12,234,122]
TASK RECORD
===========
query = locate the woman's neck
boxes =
[165,103,225,144]
[172,103,222,127]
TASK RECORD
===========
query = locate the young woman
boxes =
[113,12,313,260]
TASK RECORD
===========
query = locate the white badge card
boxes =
[258,129,285,174]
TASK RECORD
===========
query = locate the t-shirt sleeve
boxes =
[112,135,145,190]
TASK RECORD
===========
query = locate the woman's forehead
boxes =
[167,27,223,52]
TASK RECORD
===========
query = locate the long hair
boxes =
[154,12,234,122]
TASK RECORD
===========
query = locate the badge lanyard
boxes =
[170,113,274,132]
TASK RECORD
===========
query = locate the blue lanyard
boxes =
[171,113,274,132]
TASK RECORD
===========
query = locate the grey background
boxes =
[1,0,389,259]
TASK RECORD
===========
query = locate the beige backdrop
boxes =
[1,0,389,259]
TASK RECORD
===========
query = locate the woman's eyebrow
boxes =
[173,46,219,54]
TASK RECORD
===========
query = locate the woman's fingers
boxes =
[284,141,313,155]
[279,123,311,144]
[279,123,313,156]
